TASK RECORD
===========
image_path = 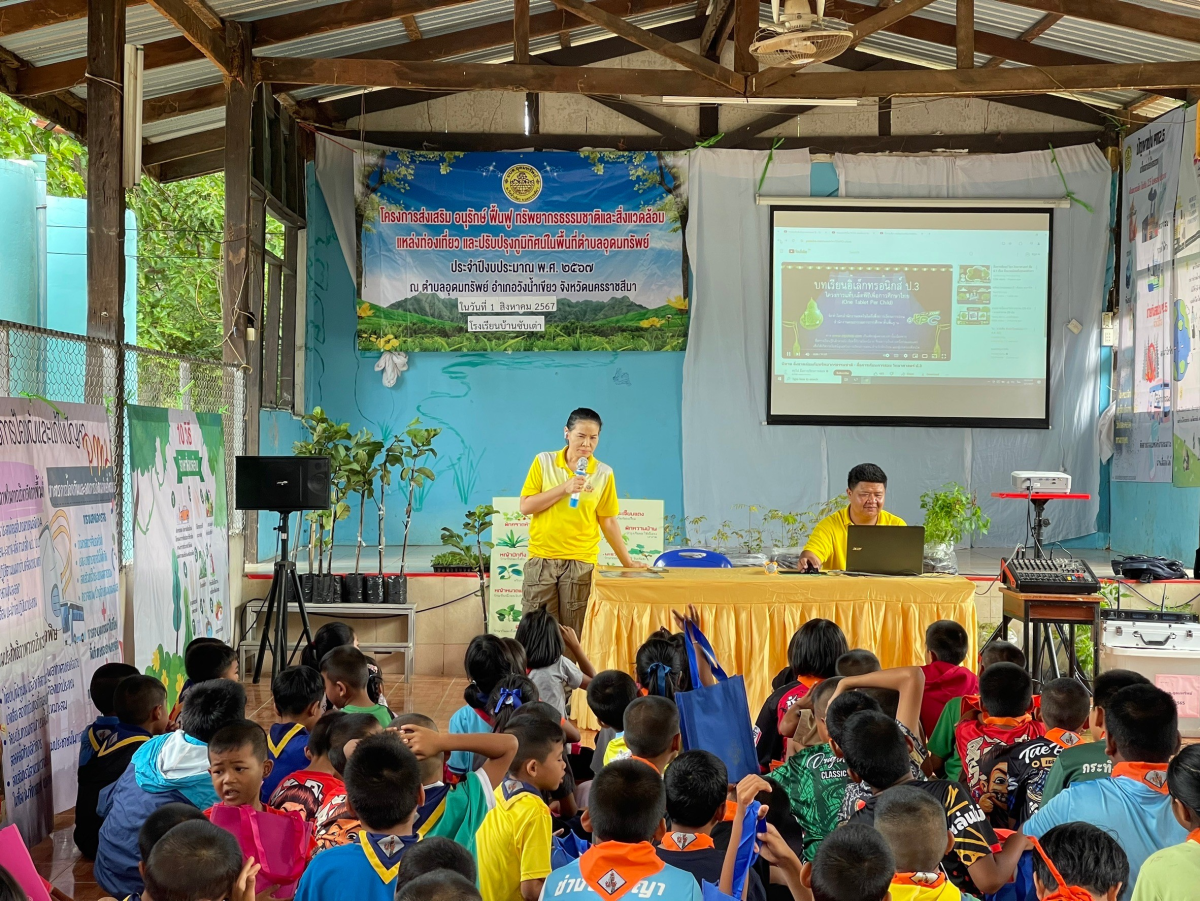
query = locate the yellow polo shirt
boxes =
[475,782,553,901]
[521,449,619,564]
[802,507,907,571]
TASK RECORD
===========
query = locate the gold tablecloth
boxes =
[571,567,977,731]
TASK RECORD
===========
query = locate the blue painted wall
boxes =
[258,165,685,558]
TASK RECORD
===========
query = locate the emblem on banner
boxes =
[502,164,542,203]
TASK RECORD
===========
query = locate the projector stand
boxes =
[253,511,314,683]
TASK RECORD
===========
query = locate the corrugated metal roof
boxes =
[0,0,1194,146]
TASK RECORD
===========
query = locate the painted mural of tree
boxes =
[580,151,690,302]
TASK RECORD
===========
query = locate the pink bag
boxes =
[209,805,313,900]
[0,824,53,901]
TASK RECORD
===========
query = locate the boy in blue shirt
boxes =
[80,662,139,766]
[542,759,704,901]
[95,679,247,899]
[293,732,425,901]
[1023,683,1186,901]
[262,666,326,802]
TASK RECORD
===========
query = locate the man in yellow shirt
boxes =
[519,407,642,638]
[799,463,906,572]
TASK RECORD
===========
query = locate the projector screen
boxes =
[768,206,1053,428]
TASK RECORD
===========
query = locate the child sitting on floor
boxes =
[1131,743,1200,901]
[80,662,139,766]
[543,759,705,900]
[954,662,1044,801]
[515,609,595,718]
[397,872,482,901]
[76,674,169,860]
[448,635,517,778]
[306,713,383,852]
[320,645,392,727]
[294,733,424,901]
[390,712,517,854]
[635,631,687,701]
[805,824,896,901]
[394,836,477,894]
[925,640,1025,782]
[1024,684,1186,898]
[658,750,768,901]
[475,715,566,901]
[141,819,251,901]
[837,649,881,677]
[920,620,979,739]
[1034,823,1128,901]
[95,679,246,899]
[1041,669,1150,803]
[875,785,963,901]
[622,696,681,774]
[756,618,848,767]
[168,639,238,727]
[262,666,326,802]
[590,671,639,768]
[772,676,849,862]
[842,709,1029,897]
[981,676,1091,827]
[205,720,276,813]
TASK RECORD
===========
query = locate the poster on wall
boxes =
[1175,106,1200,260]
[487,497,664,637]
[1115,111,1184,482]
[128,406,229,706]
[0,399,122,845]
[354,150,688,353]
[1126,107,1184,274]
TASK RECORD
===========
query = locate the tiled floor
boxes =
[29,674,468,901]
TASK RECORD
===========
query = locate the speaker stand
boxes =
[253,511,314,683]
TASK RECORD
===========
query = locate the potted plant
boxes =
[317,440,351,603]
[292,407,350,602]
[389,418,441,604]
[920,482,990,574]
[342,428,384,604]
[431,549,477,572]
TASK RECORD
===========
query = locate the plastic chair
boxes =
[654,548,733,568]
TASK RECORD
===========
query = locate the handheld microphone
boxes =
[569,457,588,508]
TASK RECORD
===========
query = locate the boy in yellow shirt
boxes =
[475,715,567,901]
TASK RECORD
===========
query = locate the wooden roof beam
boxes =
[142,126,225,165]
[17,35,200,96]
[253,0,479,48]
[548,0,745,91]
[143,82,225,121]
[0,0,145,38]
[994,0,1200,44]
[757,58,1200,97]
[982,12,1061,67]
[258,55,738,96]
[144,0,228,74]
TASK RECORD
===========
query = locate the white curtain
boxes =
[683,144,1111,546]
[315,134,358,284]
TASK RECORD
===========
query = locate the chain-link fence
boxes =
[0,319,246,563]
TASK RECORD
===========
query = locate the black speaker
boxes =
[235,456,331,512]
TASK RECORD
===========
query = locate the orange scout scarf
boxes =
[661,832,715,852]
[1111,762,1170,794]
[579,842,666,901]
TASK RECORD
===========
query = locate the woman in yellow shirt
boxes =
[518,408,642,638]
[799,463,907,572]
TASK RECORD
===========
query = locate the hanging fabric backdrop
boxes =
[683,145,1111,547]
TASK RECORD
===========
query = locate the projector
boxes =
[1011,471,1072,493]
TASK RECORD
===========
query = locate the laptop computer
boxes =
[845,525,926,576]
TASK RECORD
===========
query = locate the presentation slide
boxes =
[769,207,1052,427]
